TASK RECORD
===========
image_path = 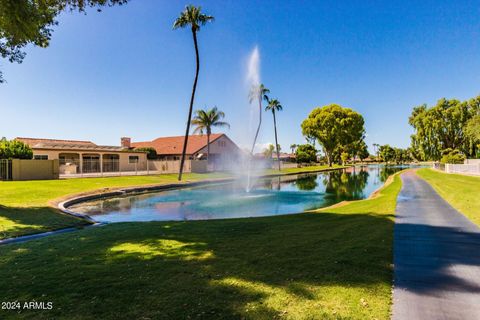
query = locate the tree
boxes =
[0,139,33,159]
[265,98,283,170]
[191,106,230,163]
[301,104,365,166]
[0,0,127,83]
[372,143,380,161]
[466,115,480,141]
[295,144,316,163]
[173,5,214,180]
[249,83,270,154]
[378,144,395,163]
[289,144,297,154]
[466,114,480,158]
[262,144,275,158]
[340,152,349,165]
[409,96,479,160]
[134,147,157,160]
[356,141,369,161]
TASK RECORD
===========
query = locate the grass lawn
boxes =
[416,168,480,227]
[0,165,343,239]
[0,172,400,320]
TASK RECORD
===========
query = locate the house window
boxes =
[34,155,48,160]
[129,156,139,163]
[219,141,226,147]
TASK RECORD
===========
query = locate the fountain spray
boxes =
[245,46,265,191]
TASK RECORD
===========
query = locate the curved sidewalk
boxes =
[393,170,480,320]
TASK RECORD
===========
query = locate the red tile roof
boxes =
[131,134,224,155]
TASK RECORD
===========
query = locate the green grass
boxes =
[416,168,480,226]
[0,173,401,320]
[0,166,342,239]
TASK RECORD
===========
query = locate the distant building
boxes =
[16,137,147,174]
[131,134,242,165]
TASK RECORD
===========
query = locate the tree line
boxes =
[409,95,480,163]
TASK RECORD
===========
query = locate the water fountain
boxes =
[245,46,262,192]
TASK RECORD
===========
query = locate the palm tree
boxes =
[265,98,283,170]
[191,107,230,163]
[290,144,297,154]
[248,83,270,154]
[373,143,380,162]
[173,5,214,181]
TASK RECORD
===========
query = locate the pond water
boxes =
[69,165,414,223]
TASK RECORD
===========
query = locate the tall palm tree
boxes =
[373,143,380,162]
[248,83,270,154]
[173,5,214,181]
[191,107,230,163]
[290,144,297,154]
[265,98,283,170]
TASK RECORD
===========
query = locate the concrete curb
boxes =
[0,223,106,246]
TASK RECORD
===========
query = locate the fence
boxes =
[59,159,194,178]
[1,159,58,181]
[445,163,480,176]
[432,162,445,171]
[433,162,480,176]
[0,160,12,181]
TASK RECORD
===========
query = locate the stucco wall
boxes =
[11,159,59,180]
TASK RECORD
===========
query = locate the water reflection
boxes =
[295,175,319,191]
[69,165,411,223]
[323,167,369,200]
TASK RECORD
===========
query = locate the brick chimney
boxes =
[121,137,131,149]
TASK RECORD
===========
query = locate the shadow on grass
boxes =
[0,211,394,319]
[0,205,89,239]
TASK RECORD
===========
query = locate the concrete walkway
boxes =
[393,170,480,320]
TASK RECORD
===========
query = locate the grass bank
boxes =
[0,165,344,239]
[0,172,401,320]
[416,168,480,226]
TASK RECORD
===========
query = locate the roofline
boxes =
[190,133,226,154]
[15,137,94,144]
[131,133,231,155]
[31,147,146,154]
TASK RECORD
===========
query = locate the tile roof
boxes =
[15,137,142,153]
[16,137,96,147]
[131,134,224,155]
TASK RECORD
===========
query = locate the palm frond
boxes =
[173,5,214,31]
[212,121,231,129]
[191,106,230,134]
[265,98,283,112]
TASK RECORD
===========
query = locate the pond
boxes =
[69,165,413,223]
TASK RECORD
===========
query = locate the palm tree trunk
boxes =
[250,95,262,154]
[178,30,200,181]
[273,109,281,171]
[207,133,210,164]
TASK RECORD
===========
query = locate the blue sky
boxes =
[1,0,480,152]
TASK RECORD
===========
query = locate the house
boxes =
[131,134,242,165]
[16,137,147,174]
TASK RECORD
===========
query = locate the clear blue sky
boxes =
[1,0,480,152]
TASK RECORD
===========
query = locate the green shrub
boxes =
[295,144,317,163]
[0,139,33,159]
[440,148,465,164]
